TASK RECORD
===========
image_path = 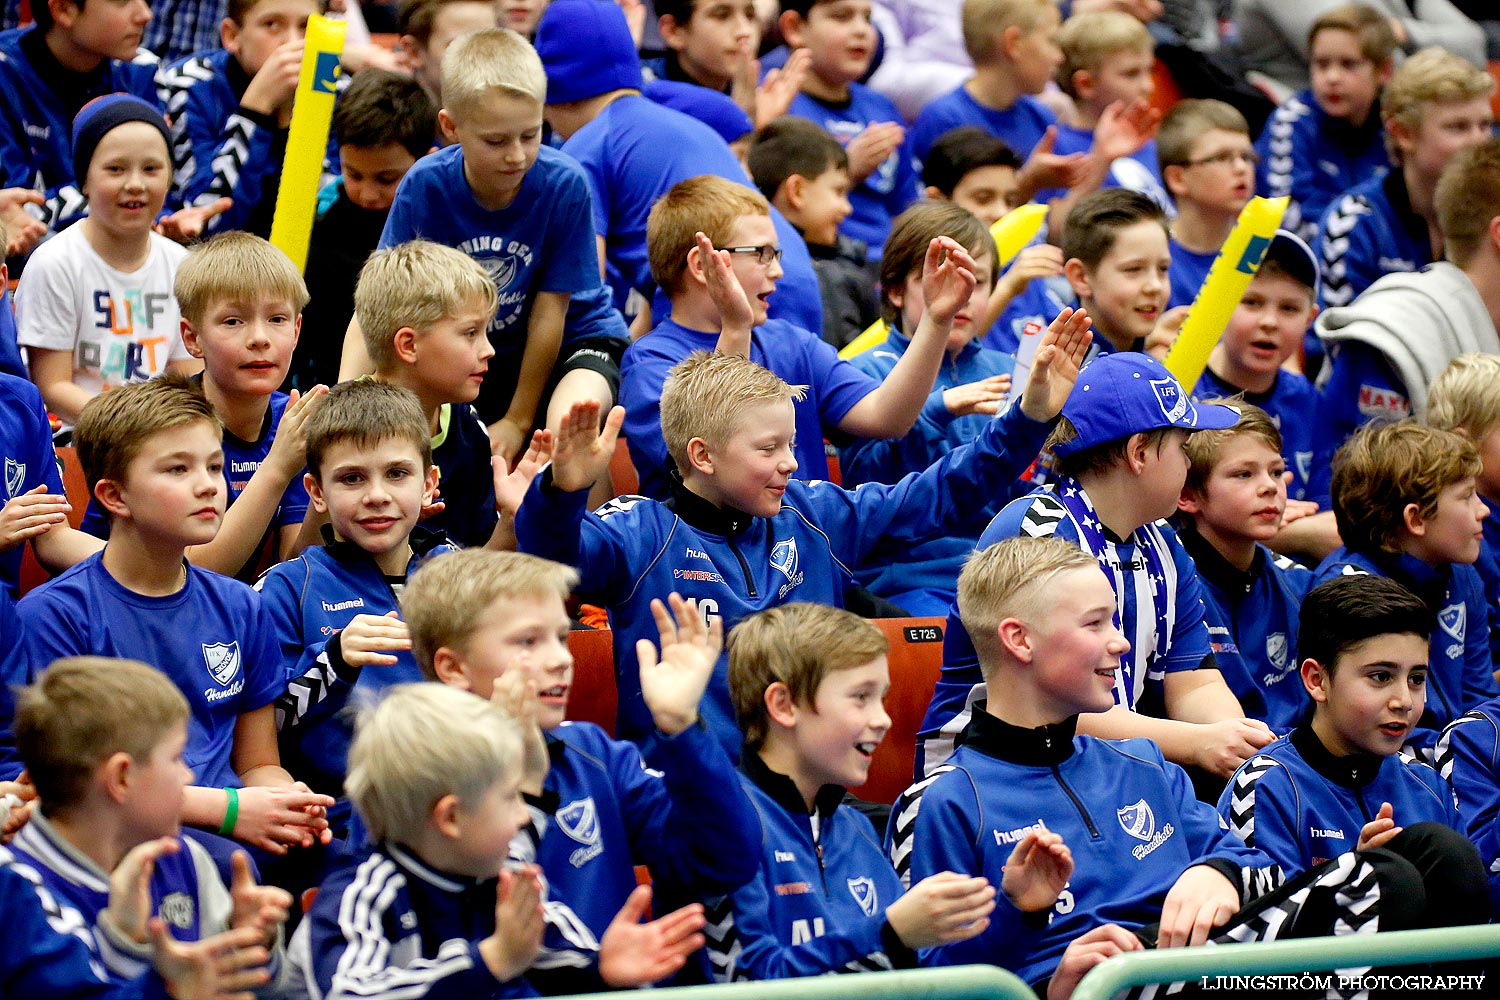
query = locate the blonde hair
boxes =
[659,351,806,475]
[1308,4,1399,66]
[346,683,523,844]
[647,175,770,296]
[1382,47,1494,162]
[1435,137,1500,268]
[1331,421,1482,555]
[403,549,579,677]
[1182,402,1281,496]
[355,240,499,372]
[728,603,888,752]
[962,0,1055,64]
[174,231,310,329]
[74,373,221,494]
[305,379,432,478]
[1157,99,1250,168]
[15,658,188,813]
[1056,10,1153,98]
[1428,353,1500,439]
[958,537,1098,675]
[441,27,546,117]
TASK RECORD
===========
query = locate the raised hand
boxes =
[550,400,625,494]
[1017,306,1092,422]
[339,611,412,667]
[885,871,996,949]
[265,386,326,480]
[0,776,35,843]
[995,244,1065,303]
[0,188,46,256]
[1017,127,1090,198]
[105,836,180,944]
[480,864,545,982]
[490,671,550,796]
[943,374,1012,417]
[494,429,554,520]
[846,121,905,184]
[0,485,72,552]
[637,593,722,737]
[226,851,291,948]
[694,231,755,351]
[599,886,707,986]
[1092,98,1161,163]
[999,824,1073,913]
[919,237,978,327]
[756,48,812,127]
[1144,305,1190,361]
[155,197,233,244]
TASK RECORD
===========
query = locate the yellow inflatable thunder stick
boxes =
[269,14,347,272]
[1161,195,1289,389]
[837,202,1050,360]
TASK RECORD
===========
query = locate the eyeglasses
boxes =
[717,244,784,266]
[1183,149,1260,169]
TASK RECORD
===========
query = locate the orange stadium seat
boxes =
[852,617,946,805]
[609,436,639,498]
[565,626,617,734]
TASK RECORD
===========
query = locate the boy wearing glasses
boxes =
[620,175,972,498]
[1157,100,1258,311]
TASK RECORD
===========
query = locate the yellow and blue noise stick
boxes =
[269,13,346,273]
[1162,195,1289,389]
[838,202,1049,360]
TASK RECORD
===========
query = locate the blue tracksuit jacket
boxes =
[258,527,458,803]
[1312,547,1499,752]
[703,754,914,981]
[1179,523,1314,733]
[514,401,1053,758]
[888,709,1279,985]
[1220,726,1458,879]
[1317,170,1431,309]
[288,843,539,1000]
[840,328,1020,615]
[0,27,159,231]
[1255,90,1388,243]
[1436,696,1500,911]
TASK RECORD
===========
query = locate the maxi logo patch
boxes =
[1150,378,1188,423]
[846,877,878,917]
[201,642,241,687]
[1440,603,1466,642]
[556,797,603,867]
[4,458,23,497]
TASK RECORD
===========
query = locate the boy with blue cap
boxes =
[918,352,1275,787]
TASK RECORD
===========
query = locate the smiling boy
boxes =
[1060,188,1172,357]
[1219,576,1463,879]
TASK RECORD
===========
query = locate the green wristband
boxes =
[218,786,239,836]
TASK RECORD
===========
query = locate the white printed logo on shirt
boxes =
[201,642,241,687]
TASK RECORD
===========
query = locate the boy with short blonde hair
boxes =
[347,27,629,471]
[625,173,992,497]
[913,0,1062,172]
[1313,421,1499,753]
[1158,99,1256,310]
[396,0,499,105]
[9,657,293,982]
[406,548,754,988]
[709,602,995,980]
[355,240,506,548]
[1256,4,1396,240]
[290,682,547,996]
[521,305,1089,757]
[894,535,1486,994]
[1317,47,1495,307]
[258,381,456,828]
[12,376,334,858]
[1177,405,1315,733]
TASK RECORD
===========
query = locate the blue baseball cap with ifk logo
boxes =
[1051,353,1239,457]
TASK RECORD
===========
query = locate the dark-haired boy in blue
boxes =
[1219,576,1460,879]
[1312,421,1499,756]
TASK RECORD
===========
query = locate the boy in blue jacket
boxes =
[518,302,1091,758]
[257,379,456,831]
[1437,693,1500,914]
[892,536,1489,996]
[403,547,752,989]
[708,601,995,980]
[156,0,317,238]
[1177,405,1314,734]
[1220,576,1461,880]
[1255,5,1394,242]
[1313,421,1499,755]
